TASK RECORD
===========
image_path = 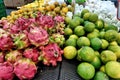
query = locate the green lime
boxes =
[117,33,120,45]
[63,46,77,59]
[69,34,79,40]
[104,24,118,31]
[69,18,80,29]
[90,37,102,50]
[94,51,100,58]
[99,30,105,39]
[83,12,91,20]
[76,49,82,61]
[105,61,120,79]
[81,9,89,17]
[64,27,73,36]
[104,30,118,42]
[78,46,95,62]
[84,22,95,33]
[65,38,76,47]
[109,41,118,46]
[89,13,98,22]
[77,62,95,80]
[94,71,109,80]
[108,45,120,59]
[65,16,71,24]
[95,19,104,30]
[100,65,105,73]
[74,26,85,37]
[87,29,99,39]
[77,37,90,48]
[100,50,117,63]
[91,56,101,69]
[101,39,109,49]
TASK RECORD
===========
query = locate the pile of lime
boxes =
[63,9,120,80]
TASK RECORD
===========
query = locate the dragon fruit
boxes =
[0,28,14,51]
[14,58,37,80]
[26,26,49,47]
[0,32,13,51]
[23,48,40,62]
[39,43,63,66]
[0,20,11,29]
[13,33,30,49]
[36,13,55,29]
[54,22,65,34]
[5,50,22,64]
[49,33,65,47]
[54,16,64,23]
[10,17,33,34]
[0,52,4,63]
[0,62,14,80]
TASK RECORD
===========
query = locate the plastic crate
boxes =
[0,0,7,19]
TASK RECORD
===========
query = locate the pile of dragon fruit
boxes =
[0,13,65,80]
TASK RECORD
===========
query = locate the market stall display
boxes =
[0,0,120,80]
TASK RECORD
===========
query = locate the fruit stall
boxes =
[0,0,120,80]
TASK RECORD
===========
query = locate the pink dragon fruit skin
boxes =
[0,52,4,63]
[54,16,64,23]
[0,62,14,80]
[10,18,32,34]
[14,58,37,80]
[36,13,55,29]
[23,48,40,62]
[0,20,11,29]
[0,35,14,51]
[39,43,63,66]
[26,27,49,47]
[5,50,22,64]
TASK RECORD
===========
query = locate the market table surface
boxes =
[33,58,81,80]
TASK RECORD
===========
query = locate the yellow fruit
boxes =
[54,7,60,13]
[61,2,67,7]
[62,7,68,13]
[63,46,77,59]
[101,39,109,49]
[49,4,55,10]
[1,17,7,20]
[100,65,105,73]
[83,12,91,20]
[60,11,66,16]
[64,27,73,36]
[46,6,51,11]
[54,1,59,7]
